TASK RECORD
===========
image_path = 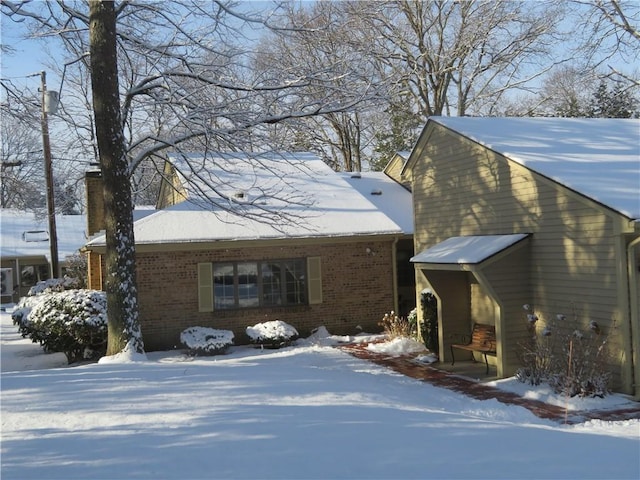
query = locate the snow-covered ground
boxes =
[1,309,638,479]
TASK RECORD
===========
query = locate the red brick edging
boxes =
[338,342,640,425]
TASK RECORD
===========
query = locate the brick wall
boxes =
[132,240,396,351]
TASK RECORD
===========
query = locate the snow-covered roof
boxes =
[89,152,412,247]
[430,117,640,219]
[0,209,87,261]
[337,171,413,234]
[411,234,529,265]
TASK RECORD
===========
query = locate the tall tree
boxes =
[589,79,638,117]
[88,0,143,356]
[254,1,382,171]
[572,0,640,86]
[356,0,565,118]
[0,113,46,209]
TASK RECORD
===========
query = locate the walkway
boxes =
[339,342,640,425]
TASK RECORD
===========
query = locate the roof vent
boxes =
[23,230,49,242]
[232,191,251,203]
[351,172,361,179]
[370,189,382,196]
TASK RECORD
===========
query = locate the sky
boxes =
[2,1,639,104]
[1,309,639,480]
[1,12,63,92]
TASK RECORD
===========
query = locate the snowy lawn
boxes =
[1,310,638,480]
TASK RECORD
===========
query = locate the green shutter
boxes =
[198,263,214,312]
[307,256,322,305]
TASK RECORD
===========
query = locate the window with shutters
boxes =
[205,258,312,310]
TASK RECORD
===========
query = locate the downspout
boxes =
[15,258,20,302]
[627,234,640,400]
[392,236,400,315]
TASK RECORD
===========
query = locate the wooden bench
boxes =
[450,323,496,374]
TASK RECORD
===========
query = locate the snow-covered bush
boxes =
[12,276,85,336]
[15,289,107,364]
[516,304,611,398]
[180,327,234,356]
[246,320,298,348]
[11,295,43,332]
[28,276,82,296]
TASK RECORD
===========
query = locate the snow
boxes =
[97,339,149,364]
[338,171,414,234]
[430,117,640,219]
[367,336,428,356]
[411,234,529,264]
[180,326,234,353]
[1,308,638,480]
[246,320,299,342]
[87,153,412,247]
[0,209,87,262]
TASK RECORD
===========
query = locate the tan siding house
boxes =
[383,151,412,191]
[406,117,640,397]
[85,152,414,351]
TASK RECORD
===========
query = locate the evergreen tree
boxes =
[589,80,638,118]
[371,104,421,171]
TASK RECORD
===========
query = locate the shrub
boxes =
[180,327,234,356]
[515,306,556,386]
[246,320,299,348]
[516,304,611,398]
[420,290,438,354]
[547,327,611,398]
[14,289,107,364]
[27,276,82,296]
[12,295,42,334]
[64,253,88,288]
[379,311,412,339]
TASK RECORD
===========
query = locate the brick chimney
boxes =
[85,166,105,237]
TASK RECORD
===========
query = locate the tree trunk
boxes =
[89,0,144,355]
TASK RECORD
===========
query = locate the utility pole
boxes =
[39,71,60,278]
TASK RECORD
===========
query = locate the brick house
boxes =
[84,152,414,351]
[405,117,640,397]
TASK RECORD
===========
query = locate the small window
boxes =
[20,264,49,287]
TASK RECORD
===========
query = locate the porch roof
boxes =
[411,234,529,266]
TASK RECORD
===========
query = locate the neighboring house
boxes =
[84,152,414,351]
[405,117,640,397]
[0,209,87,302]
[383,151,412,191]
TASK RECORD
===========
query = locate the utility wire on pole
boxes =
[39,71,60,278]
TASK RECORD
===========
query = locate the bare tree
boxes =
[356,0,566,118]
[88,0,143,355]
[253,1,384,172]
[572,0,640,86]
[0,113,46,209]
[255,0,570,168]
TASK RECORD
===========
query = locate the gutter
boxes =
[627,235,640,400]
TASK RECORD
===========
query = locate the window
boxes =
[20,264,49,287]
[261,260,306,306]
[210,259,306,310]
